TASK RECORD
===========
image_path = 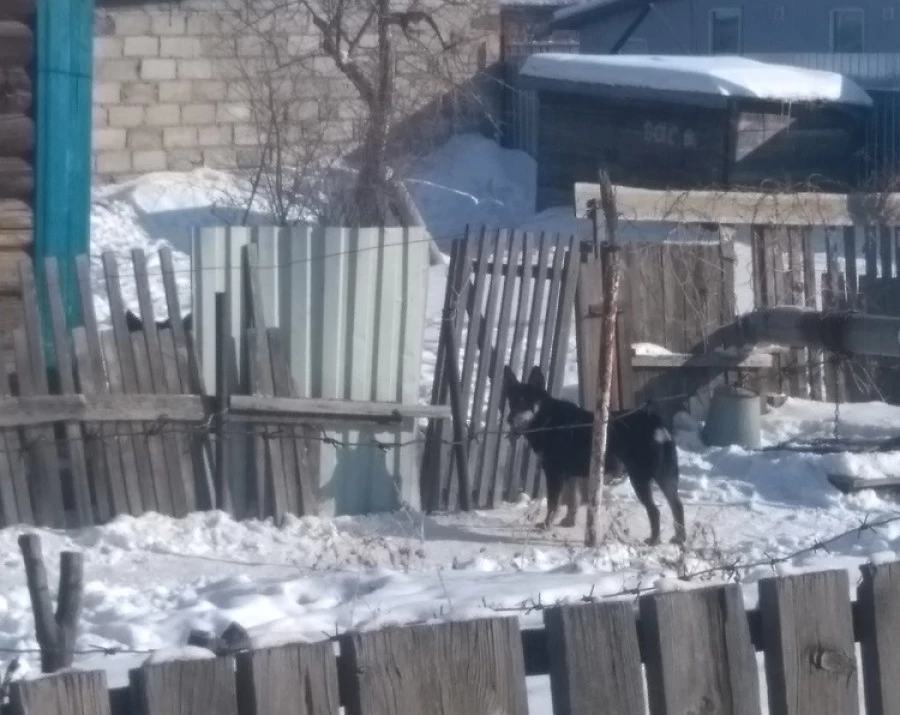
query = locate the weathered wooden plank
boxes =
[246,329,269,519]
[132,249,186,517]
[9,669,110,715]
[574,183,900,226]
[543,600,645,715]
[341,618,528,715]
[130,657,238,715]
[548,234,579,397]
[575,248,602,410]
[13,322,65,527]
[72,327,117,521]
[641,584,761,715]
[100,330,145,515]
[235,641,340,715]
[858,562,900,715]
[0,392,209,427]
[787,229,808,398]
[518,231,552,499]
[131,331,175,515]
[42,257,93,525]
[469,229,506,508]
[631,352,774,369]
[526,233,567,500]
[230,395,450,422]
[102,252,156,513]
[758,569,858,715]
[270,327,319,515]
[479,229,523,507]
[500,232,537,501]
[801,231,824,400]
[843,226,859,296]
[265,327,300,516]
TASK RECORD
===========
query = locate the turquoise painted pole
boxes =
[35,0,94,349]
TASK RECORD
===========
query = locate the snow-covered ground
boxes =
[3,134,898,712]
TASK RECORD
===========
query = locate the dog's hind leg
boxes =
[541,473,563,529]
[630,476,661,545]
[559,480,579,527]
[658,476,686,545]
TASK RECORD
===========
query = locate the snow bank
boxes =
[520,53,873,108]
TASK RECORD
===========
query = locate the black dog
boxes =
[503,365,685,545]
[125,309,193,334]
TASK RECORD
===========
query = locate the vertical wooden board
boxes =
[102,252,155,511]
[100,330,144,515]
[285,226,313,398]
[72,326,123,521]
[787,229,808,398]
[661,242,686,352]
[843,226,858,297]
[615,302,635,410]
[548,234,579,397]
[12,326,64,527]
[130,331,174,515]
[858,562,900,715]
[894,226,900,278]
[341,618,528,715]
[500,232,537,501]
[864,225,878,283]
[131,249,186,516]
[159,328,198,512]
[574,247,601,411]
[641,584,760,715]
[526,233,567,499]
[0,342,29,526]
[10,669,111,715]
[319,227,350,400]
[372,227,403,403]
[265,327,301,516]
[16,262,66,527]
[750,226,769,309]
[879,225,893,279]
[758,569,858,715]
[130,657,238,715]
[543,600,645,715]
[478,229,521,507]
[43,257,93,525]
[801,231,824,400]
[518,231,552,499]
[347,228,379,402]
[235,641,340,715]
[399,227,432,406]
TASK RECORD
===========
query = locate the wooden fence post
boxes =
[17,533,84,673]
[585,171,621,547]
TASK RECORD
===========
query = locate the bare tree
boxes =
[219,0,495,224]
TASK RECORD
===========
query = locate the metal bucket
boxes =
[701,385,762,448]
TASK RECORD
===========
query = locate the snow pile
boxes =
[520,53,873,108]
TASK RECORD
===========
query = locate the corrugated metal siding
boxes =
[191,225,431,517]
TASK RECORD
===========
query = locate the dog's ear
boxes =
[503,365,518,390]
[527,366,545,390]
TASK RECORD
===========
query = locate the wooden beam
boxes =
[575,183,900,227]
[229,395,451,423]
[631,352,774,369]
[0,393,209,427]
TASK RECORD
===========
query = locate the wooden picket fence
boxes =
[6,562,900,714]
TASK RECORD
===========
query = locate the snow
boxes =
[6,133,894,712]
[520,53,874,108]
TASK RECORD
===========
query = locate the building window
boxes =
[830,9,864,52]
[709,8,742,54]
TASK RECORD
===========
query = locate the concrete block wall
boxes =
[92,1,499,181]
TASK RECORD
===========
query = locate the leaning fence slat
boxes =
[102,252,156,513]
[341,617,528,715]
[0,341,29,526]
[132,249,186,516]
[641,584,760,715]
[9,669,111,715]
[759,569,858,715]
[858,562,900,715]
[17,262,65,527]
[480,229,522,508]
[543,600,645,715]
[100,330,144,515]
[43,257,93,526]
[515,231,551,499]
[500,231,537,501]
[130,657,238,715]
[548,233,579,397]
[159,327,198,511]
[235,641,340,715]
[130,331,175,515]
[72,327,121,519]
[526,233,566,499]
[469,229,506,508]
[75,255,122,520]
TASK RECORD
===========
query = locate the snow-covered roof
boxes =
[520,54,874,108]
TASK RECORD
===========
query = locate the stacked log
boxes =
[0,0,34,345]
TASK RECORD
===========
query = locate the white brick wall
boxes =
[92,1,499,180]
